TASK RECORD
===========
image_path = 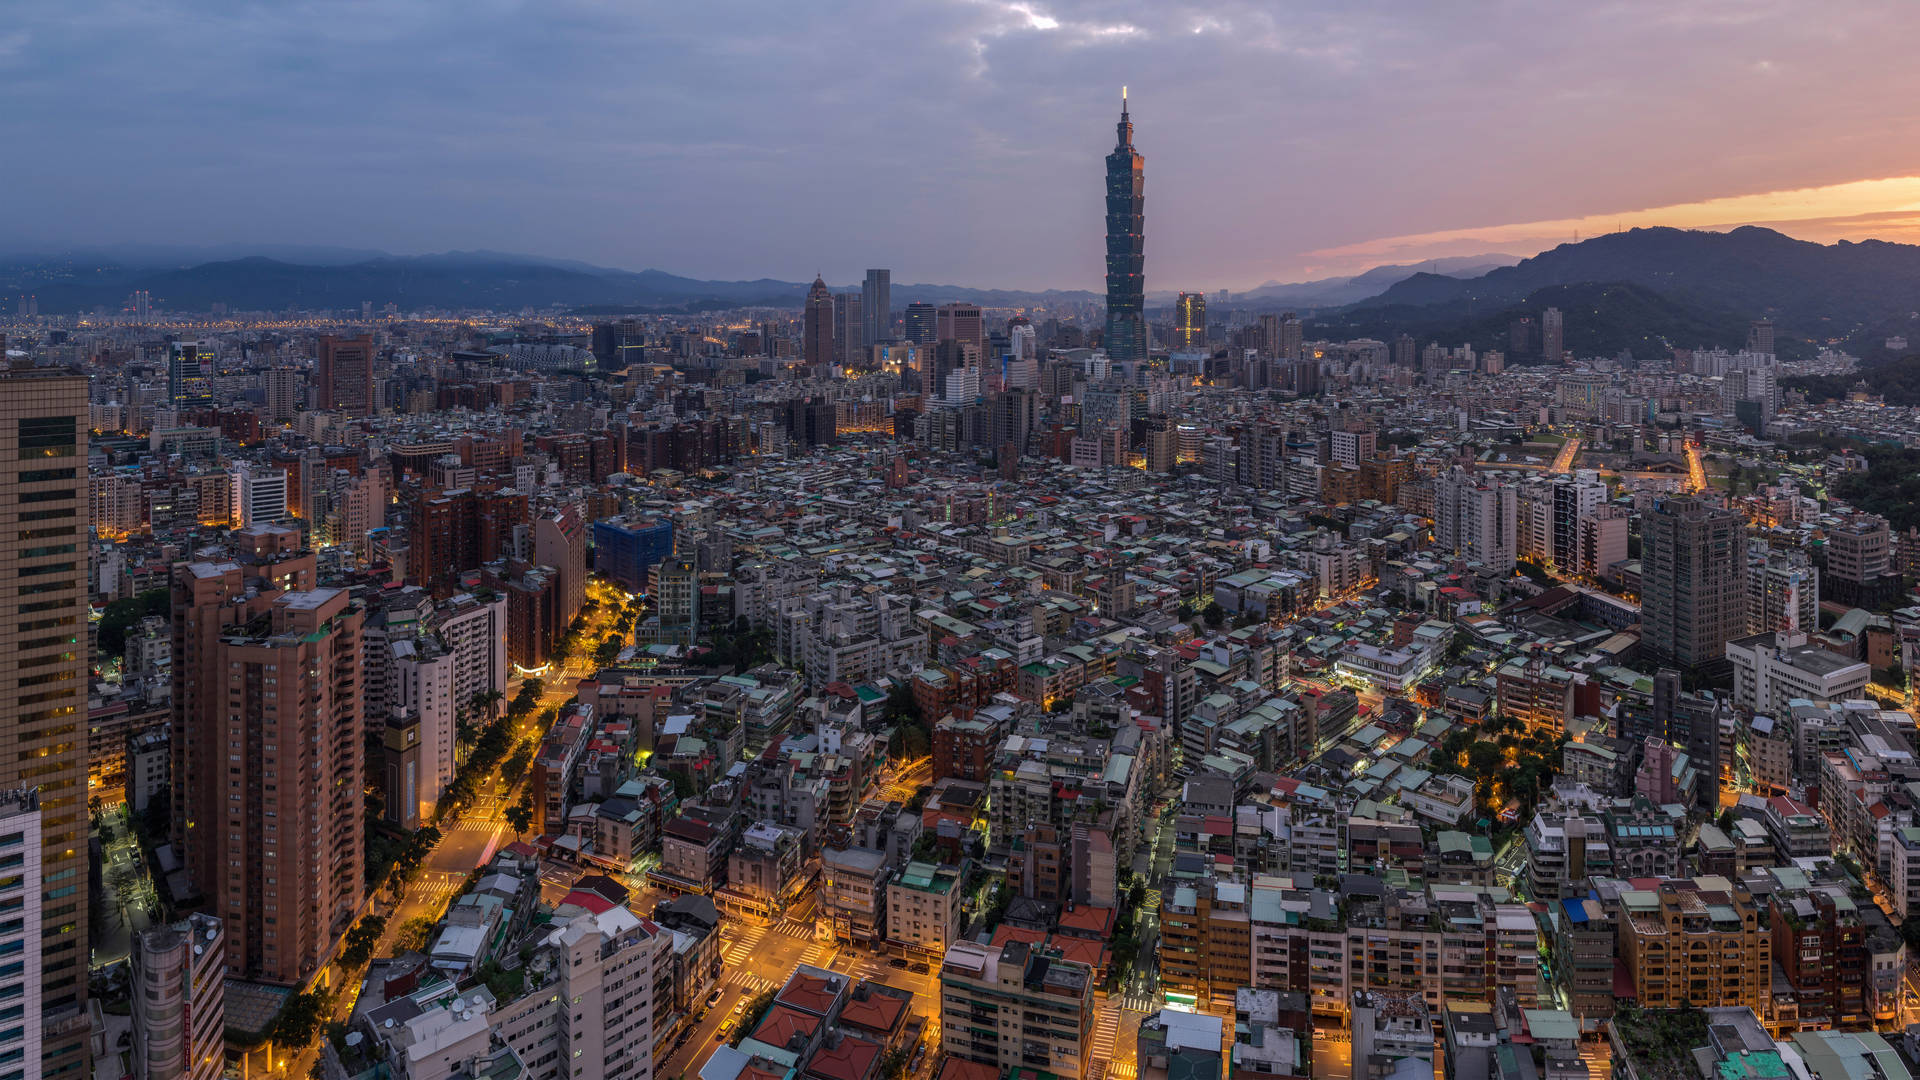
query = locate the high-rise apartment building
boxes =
[1747,318,1775,355]
[167,341,215,411]
[1540,307,1564,363]
[1173,292,1205,351]
[131,913,226,1080]
[1617,877,1770,1013]
[803,277,835,370]
[1279,312,1303,362]
[0,368,90,1075]
[316,334,375,416]
[935,303,983,348]
[172,526,365,984]
[939,939,1093,1078]
[1550,474,1604,569]
[1641,496,1745,673]
[264,367,302,421]
[1103,91,1146,362]
[1432,467,1517,572]
[861,269,891,345]
[1747,546,1818,635]
[834,292,863,367]
[903,302,937,345]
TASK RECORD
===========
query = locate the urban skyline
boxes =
[21,9,1920,1080]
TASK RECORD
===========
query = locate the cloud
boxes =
[1309,177,1920,266]
[5,0,1920,291]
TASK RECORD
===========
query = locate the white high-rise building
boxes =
[1433,467,1517,572]
[231,461,288,527]
[0,791,42,1080]
[1747,545,1819,635]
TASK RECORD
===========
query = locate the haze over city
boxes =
[9,1,1920,288]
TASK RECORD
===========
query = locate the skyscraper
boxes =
[1104,89,1146,362]
[834,292,863,366]
[316,333,375,416]
[1641,496,1745,672]
[0,368,89,1073]
[1173,292,1205,351]
[936,303,983,347]
[862,268,891,345]
[168,341,215,411]
[903,302,937,344]
[803,276,834,369]
[1541,307,1564,363]
[1433,466,1517,571]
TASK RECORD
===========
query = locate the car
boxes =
[889,958,909,969]
[910,962,931,974]
[707,989,723,1006]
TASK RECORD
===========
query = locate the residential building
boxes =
[939,939,1094,1079]
[1642,496,1745,673]
[130,914,226,1080]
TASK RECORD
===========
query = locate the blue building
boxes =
[592,517,673,592]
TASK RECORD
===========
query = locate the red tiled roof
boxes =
[805,1035,882,1080]
[559,889,616,914]
[751,1005,821,1050]
[837,988,907,1036]
[1056,905,1115,937]
[776,973,840,1017]
[990,925,1046,949]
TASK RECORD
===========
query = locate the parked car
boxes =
[910,962,931,974]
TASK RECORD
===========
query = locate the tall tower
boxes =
[0,367,89,1073]
[316,333,375,416]
[1541,307,1564,364]
[1104,88,1145,362]
[1641,496,1745,673]
[803,276,834,370]
[1173,292,1205,350]
[862,269,891,346]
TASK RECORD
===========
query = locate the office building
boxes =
[939,939,1093,1078]
[131,914,226,1080]
[862,269,891,345]
[1540,307,1564,363]
[1825,514,1897,609]
[1174,292,1205,351]
[592,516,674,594]
[1726,630,1870,716]
[0,369,89,1074]
[316,334,375,416]
[167,342,215,411]
[1641,496,1745,673]
[230,460,288,527]
[172,528,365,984]
[903,302,937,345]
[804,276,835,370]
[936,303,983,348]
[1104,91,1146,362]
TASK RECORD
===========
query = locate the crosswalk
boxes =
[1089,1009,1119,1065]
[1113,988,1159,1011]
[724,970,780,996]
[447,818,504,833]
[720,925,768,965]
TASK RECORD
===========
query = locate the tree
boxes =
[506,796,535,839]
[339,914,388,968]
[95,587,171,659]
[271,990,328,1047]
[1202,601,1226,628]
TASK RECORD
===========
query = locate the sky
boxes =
[7,0,1920,291]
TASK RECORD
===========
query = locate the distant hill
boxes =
[1310,280,1761,362]
[1220,253,1521,311]
[1359,226,1920,348]
[0,249,1108,314]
